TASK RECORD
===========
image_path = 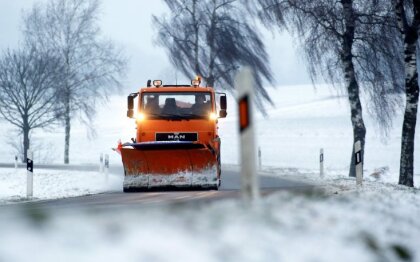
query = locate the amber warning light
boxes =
[153,80,162,87]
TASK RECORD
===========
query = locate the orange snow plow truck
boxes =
[121,78,227,192]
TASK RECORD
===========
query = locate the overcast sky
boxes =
[0,0,311,91]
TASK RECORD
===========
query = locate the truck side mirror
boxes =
[219,95,227,118]
[127,93,138,118]
[218,95,227,118]
[220,95,227,110]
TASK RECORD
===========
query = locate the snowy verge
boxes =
[0,167,122,204]
[0,165,240,204]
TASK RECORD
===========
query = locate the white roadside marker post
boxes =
[354,141,363,186]
[14,155,18,170]
[26,149,33,198]
[104,154,109,183]
[99,153,104,173]
[320,148,324,178]
[236,67,259,204]
[258,147,262,171]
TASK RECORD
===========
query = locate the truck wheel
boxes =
[209,184,219,191]
[123,187,136,193]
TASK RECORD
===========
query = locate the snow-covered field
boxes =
[0,83,418,201]
[0,84,418,175]
[0,84,419,261]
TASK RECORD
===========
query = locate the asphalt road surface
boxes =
[23,168,311,210]
[0,164,312,210]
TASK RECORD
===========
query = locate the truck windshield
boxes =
[141,92,212,119]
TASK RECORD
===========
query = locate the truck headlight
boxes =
[209,112,218,120]
[136,113,145,121]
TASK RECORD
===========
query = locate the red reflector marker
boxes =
[239,95,250,132]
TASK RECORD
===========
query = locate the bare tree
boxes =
[394,0,420,187]
[153,0,274,109]
[0,48,63,162]
[256,0,403,177]
[23,0,126,164]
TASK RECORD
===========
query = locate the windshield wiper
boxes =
[180,113,206,119]
[145,112,162,117]
[152,113,190,120]
[145,112,204,120]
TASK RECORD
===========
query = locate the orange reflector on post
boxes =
[239,95,250,132]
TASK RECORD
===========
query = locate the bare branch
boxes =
[154,0,274,112]
[23,0,127,163]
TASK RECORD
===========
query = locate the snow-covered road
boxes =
[0,164,309,206]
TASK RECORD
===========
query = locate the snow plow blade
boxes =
[121,142,218,190]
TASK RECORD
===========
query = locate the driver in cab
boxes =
[145,96,160,114]
[191,94,210,116]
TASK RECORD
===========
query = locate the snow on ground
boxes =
[0,168,122,204]
[0,84,419,261]
[0,170,419,262]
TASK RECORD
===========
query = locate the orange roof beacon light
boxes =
[121,79,228,192]
[153,80,162,87]
[191,75,201,87]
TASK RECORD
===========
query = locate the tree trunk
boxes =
[192,0,200,76]
[341,0,366,177]
[399,40,419,187]
[23,119,30,164]
[344,60,366,177]
[64,95,71,164]
[206,76,215,87]
[207,5,217,87]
